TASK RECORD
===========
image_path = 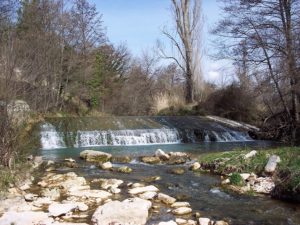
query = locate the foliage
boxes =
[230,173,244,186]
[201,83,259,123]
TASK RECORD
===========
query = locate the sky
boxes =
[91,0,227,83]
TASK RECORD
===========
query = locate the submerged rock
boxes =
[141,156,161,164]
[111,156,132,163]
[117,166,132,173]
[80,150,112,163]
[171,167,186,175]
[91,198,152,225]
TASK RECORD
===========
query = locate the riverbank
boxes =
[197,147,300,202]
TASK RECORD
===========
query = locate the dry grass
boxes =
[152,93,185,113]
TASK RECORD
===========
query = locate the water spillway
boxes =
[39,116,255,149]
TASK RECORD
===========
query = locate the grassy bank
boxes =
[198,147,300,202]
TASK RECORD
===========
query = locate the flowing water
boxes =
[37,116,300,225]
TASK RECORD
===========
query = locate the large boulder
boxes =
[91,198,152,225]
[80,150,112,163]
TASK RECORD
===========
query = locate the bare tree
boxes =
[159,0,203,104]
[213,0,300,142]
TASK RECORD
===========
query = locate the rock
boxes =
[64,158,76,163]
[199,218,211,225]
[157,221,177,225]
[176,218,187,225]
[91,198,152,225]
[172,207,192,215]
[215,221,229,225]
[253,177,275,194]
[158,193,176,205]
[24,193,38,201]
[171,202,190,208]
[141,156,161,164]
[190,162,201,171]
[80,150,112,163]
[240,173,251,180]
[139,191,157,200]
[32,197,53,207]
[41,188,61,200]
[77,202,89,211]
[131,183,145,188]
[68,189,112,199]
[38,180,48,187]
[129,185,159,195]
[244,150,257,159]
[155,149,170,160]
[187,220,197,225]
[111,156,132,163]
[100,179,123,189]
[265,155,280,173]
[0,211,53,225]
[47,160,55,166]
[221,178,230,184]
[19,183,31,191]
[48,203,77,217]
[168,152,189,165]
[171,167,185,175]
[117,166,132,173]
[99,162,113,170]
[142,176,161,183]
[110,187,121,194]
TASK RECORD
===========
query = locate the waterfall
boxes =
[75,128,180,147]
[40,123,66,149]
[39,116,255,150]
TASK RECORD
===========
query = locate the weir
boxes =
[39,116,255,149]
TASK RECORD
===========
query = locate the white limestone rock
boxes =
[155,149,170,160]
[172,207,192,215]
[244,150,257,159]
[48,203,77,217]
[199,218,211,225]
[157,193,176,205]
[129,185,159,195]
[265,155,280,173]
[91,198,152,225]
[0,211,53,225]
[138,191,157,200]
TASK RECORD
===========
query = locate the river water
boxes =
[40,142,300,225]
[36,117,300,225]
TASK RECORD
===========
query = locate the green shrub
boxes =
[230,173,245,186]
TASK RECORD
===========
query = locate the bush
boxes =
[201,83,259,123]
[230,173,245,186]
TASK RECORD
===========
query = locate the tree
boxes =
[213,0,300,142]
[159,0,203,104]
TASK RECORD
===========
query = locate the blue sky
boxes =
[91,0,226,83]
